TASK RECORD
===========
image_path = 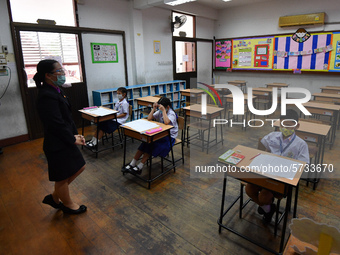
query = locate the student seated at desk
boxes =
[246,109,309,223]
[125,97,178,175]
[86,87,129,148]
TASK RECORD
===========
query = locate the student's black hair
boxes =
[117,87,127,98]
[157,97,171,109]
[280,109,299,123]
[33,59,58,88]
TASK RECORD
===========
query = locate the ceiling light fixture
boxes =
[164,0,197,6]
[222,0,232,2]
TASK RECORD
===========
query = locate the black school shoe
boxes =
[60,204,87,214]
[263,204,276,223]
[42,194,62,209]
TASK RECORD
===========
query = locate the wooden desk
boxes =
[320,86,340,94]
[251,88,273,109]
[302,102,340,149]
[266,83,289,89]
[79,106,119,158]
[218,145,305,255]
[136,96,160,119]
[183,104,224,154]
[179,89,204,113]
[121,120,175,189]
[313,93,340,103]
[224,94,257,126]
[228,80,247,92]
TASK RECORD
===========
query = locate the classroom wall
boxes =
[214,0,340,95]
[0,0,28,142]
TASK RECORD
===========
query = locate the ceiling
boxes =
[172,0,273,10]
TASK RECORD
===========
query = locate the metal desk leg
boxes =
[219,175,227,233]
[148,137,154,189]
[279,186,292,253]
[169,132,176,173]
[123,133,127,171]
[293,183,299,218]
[96,118,99,158]
[207,119,211,154]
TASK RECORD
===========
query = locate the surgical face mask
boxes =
[280,127,295,137]
[117,94,123,100]
[52,75,66,87]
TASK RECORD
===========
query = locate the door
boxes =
[173,39,197,89]
[13,27,88,139]
[197,41,213,85]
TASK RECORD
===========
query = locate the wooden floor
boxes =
[1,112,339,255]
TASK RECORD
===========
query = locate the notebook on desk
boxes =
[219,149,245,165]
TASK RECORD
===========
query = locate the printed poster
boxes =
[91,43,118,63]
[215,40,232,69]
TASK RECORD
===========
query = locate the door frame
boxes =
[172,37,213,88]
[9,22,129,139]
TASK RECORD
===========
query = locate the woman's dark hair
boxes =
[280,109,299,123]
[117,87,127,98]
[157,97,171,109]
[33,59,58,88]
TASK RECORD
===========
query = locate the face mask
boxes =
[280,127,295,137]
[52,75,66,87]
[118,94,123,100]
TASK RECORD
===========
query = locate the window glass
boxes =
[175,41,196,73]
[20,31,82,87]
[172,12,194,38]
[10,0,75,26]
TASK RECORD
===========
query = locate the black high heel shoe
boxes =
[42,194,62,209]
[60,204,87,214]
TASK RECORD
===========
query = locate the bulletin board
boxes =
[215,39,232,70]
[329,32,340,72]
[273,33,333,72]
[232,36,274,70]
[91,43,118,63]
[215,30,340,74]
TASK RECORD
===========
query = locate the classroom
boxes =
[0,0,339,254]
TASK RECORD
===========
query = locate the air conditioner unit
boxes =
[279,12,325,27]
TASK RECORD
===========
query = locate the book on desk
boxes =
[218,149,245,165]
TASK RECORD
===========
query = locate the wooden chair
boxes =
[173,116,185,164]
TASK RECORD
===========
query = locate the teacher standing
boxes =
[34,59,87,214]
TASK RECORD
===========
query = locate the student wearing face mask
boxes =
[86,87,129,148]
[35,59,87,214]
[124,97,178,175]
[245,109,309,223]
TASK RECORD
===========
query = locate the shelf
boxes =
[92,80,185,120]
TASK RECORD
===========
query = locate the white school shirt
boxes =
[153,108,178,139]
[114,98,129,124]
[261,131,310,163]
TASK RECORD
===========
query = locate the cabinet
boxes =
[92,80,186,120]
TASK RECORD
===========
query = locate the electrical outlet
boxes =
[0,59,6,64]
[2,45,8,53]
[0,53,5,58]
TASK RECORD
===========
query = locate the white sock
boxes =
[130,159,137,167]
[92,137,98,145]
[260,204,271,213]
[137,162,144,170]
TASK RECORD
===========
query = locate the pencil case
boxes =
[83,106,97,110]
[145,127,162,134]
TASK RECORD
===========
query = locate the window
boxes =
[172,12,195,38]
[9,0,76,26]
[20,31,82,87]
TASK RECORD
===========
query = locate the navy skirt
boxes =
[98,120,120,133]
[138,136,175,157]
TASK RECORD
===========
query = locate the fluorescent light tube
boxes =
[164,0,196,6]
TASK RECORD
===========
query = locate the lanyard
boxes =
[279,133,296,155]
